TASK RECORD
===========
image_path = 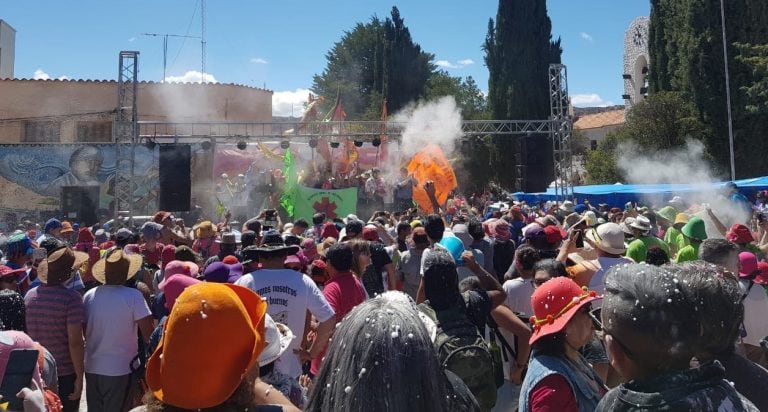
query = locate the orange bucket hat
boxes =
[146,283,267,409]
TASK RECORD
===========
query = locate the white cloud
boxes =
[435,59,475,70]
[32,69,51,80]
[580,32,594,43]
[250,57,268,64]
[128,37,136,42]
[164,70,218,84]
[571,93,615,107]
[272,88,312,117]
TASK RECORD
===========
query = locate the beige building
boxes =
[0,78,272,143]
[574,108,626,149]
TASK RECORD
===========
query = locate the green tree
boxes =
[649,0,768,177]
[312,7,434,119]
[426,71,490,120]
[483,0,562,190]
[585,133,622,184]
[735,42,768,114]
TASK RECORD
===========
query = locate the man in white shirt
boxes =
[236,230,335,379]
[83,249,154,412]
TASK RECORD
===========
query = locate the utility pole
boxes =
[720,0,736,180]
[201,0,207,83]
[142,33,201,81]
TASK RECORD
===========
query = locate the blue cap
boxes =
[574,204,588,214]
[44,218,62,233]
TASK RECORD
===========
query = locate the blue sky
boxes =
[2,0,649,116]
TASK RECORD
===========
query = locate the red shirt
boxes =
[310,272,367,374]
[530,375,579,412]
[140,243,165,266]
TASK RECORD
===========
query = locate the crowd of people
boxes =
[0,181,766,411]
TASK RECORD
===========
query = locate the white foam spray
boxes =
[616,138,749,234]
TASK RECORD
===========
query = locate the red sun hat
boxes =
[726,224,754,244]
[529,277,601,345]
[0,265,27,281]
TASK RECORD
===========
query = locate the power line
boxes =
[168,0,200,74]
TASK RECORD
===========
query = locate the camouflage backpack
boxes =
[424,301,497,410]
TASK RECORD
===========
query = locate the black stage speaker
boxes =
[159,144,192,212]
[61,186,99,225]
[515,133,554,193]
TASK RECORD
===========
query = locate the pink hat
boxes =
[285,255,301,266]
[159,260,200,289]
[162,275,201,310]
[738,252,759,278]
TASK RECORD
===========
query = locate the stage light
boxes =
[201,140,212,150]
[354,140,363,147]
[309,138,318,148]
[330,141,340,149]
[237,141,247,150]
[371,138,381,147]
[280,140,290,149]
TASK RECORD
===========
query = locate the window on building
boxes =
[591,140,598,151]
[22,121,61,143]
[76,121,112,142]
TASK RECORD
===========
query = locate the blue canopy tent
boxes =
[512,176,768,207]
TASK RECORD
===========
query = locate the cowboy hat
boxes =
[37,247,88,285]
[216,232,241,245]
[91,249,143,285]
[254,230,300,255]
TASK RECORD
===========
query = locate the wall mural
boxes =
[0,144,160,216]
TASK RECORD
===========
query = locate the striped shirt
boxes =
[24,285,84,377]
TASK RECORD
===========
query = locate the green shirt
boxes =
[664,227,682,255]
[626,235,671,263]
[675,243,700,263]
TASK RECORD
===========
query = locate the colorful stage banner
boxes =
[293,186,358,221]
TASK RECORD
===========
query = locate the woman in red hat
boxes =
[519,277,606,411]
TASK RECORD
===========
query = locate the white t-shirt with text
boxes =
[236,269,335,378]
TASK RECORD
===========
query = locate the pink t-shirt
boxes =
[310,272,367,374]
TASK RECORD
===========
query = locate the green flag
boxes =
[293,186,358,222]
[279,148,297,217]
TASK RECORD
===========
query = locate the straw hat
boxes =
[91,249,143,285]
[37,247,88,285]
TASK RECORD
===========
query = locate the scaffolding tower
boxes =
[549,64,574,202]
[114,51,139,217]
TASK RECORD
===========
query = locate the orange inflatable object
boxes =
[407,144,457,212]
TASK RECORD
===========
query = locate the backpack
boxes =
[428,300,498,410]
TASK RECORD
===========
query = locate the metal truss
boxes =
[114,51,139,217]
[137,119,555,142]
[549,64,574,202]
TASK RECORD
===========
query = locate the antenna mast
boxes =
[201,0,206,83]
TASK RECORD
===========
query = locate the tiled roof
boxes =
[0,78,272,93]
[574,109,625,130]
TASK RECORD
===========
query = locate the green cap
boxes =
[681,216,707,241]
[656,206,678,224]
